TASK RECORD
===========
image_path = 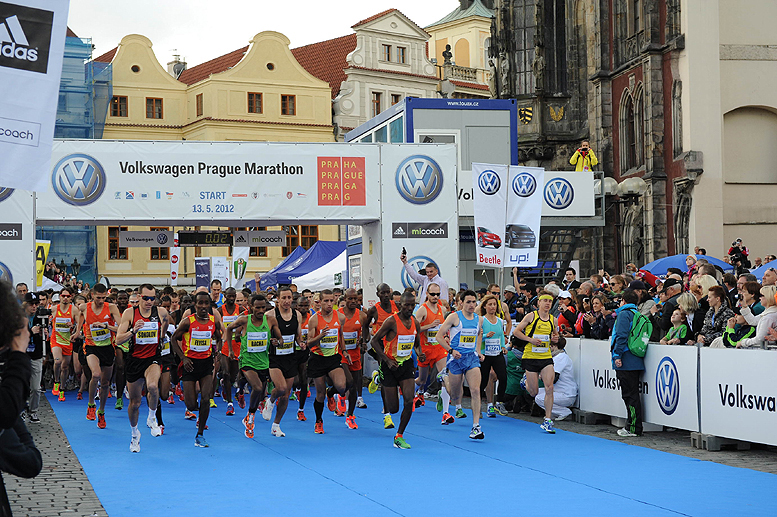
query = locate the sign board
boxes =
[0,188,34,289]
[233,230,286,247]
[120,230,173,247]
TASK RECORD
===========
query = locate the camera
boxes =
[604,298,621,311]
[36,307,52,319]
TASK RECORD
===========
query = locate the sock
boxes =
[148,407,155,420]
[88,402,95,407]
[395,433,402,439]
[456,403,462,410]
[441,387,451,414]
[272,422,280,430]
[314,399,325,421]
[131,424,139,435]
[488,403,494,409]
[156,402,163,426]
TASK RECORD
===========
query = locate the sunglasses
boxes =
[490,291,500,295]
[140,295,156,301]
[428,292,440,297]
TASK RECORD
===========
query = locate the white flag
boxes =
[505,166,545,268]
[472,163,509,267]
[170,246,181,286]
[231,247,250,289]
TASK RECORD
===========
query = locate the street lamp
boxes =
[59,259,67,272]
[71,258,80,277]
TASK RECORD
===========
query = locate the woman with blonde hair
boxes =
[742,285,777,348]
[676,292,700,344]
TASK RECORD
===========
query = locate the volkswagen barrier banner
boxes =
[472,163,508,267]
[504,166,544,268]
[0,0,69,191]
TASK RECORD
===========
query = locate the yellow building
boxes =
[93,32,338,287]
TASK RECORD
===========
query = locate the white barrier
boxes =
[700,348,777,446]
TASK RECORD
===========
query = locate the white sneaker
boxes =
[261,398,274,421]
[124,387,130,400]
[146,415,156,428]
[149,419,162,437]
[617,428,639,437]
[129,432,141,453]
[271,423,285,437]
[356,397,367,409]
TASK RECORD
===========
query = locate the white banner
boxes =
[577,340,699,431]
[0,0,69,191]
[472,163,508,267]
[233,230,285,247]
[231,247,249,289]
[0,188,35,289]
[170,245,180,286]
[211,257,228,288]
[505,166,544,268]
[700,348,777,446]
[119,230,173,247]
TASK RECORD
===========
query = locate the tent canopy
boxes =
[640,254,733,276]
[749,261,774,281]
[256,246,306,291]
[267,241,346,288]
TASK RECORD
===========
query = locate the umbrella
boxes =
[640,254,733,276]
[749,261,776,281]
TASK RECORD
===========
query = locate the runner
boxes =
[262,286,303,437]
[413,283,451,421]
[181,287,226,410]
[478,294,509,418]
[338,288,366,429]
[50,287,82,402]
[156,310,176,433]
[294,295,312,421]
[478,284,512,415]
[171,291,222,448]
[306,290,350,434]
[218,287,242,417]
[210,279,224,308]
[83,284,121,429]
[226,294,279,439]
[370,292,424,449]
[512,290,560,434]
[436,290,485,439]
[113,291,130,410]
[362,283,398,429]
[116,284,169,452]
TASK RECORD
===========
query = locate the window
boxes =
[619,86,645,172]
[281,95,295,115]
[282,226,298,257]
[111,96,128,117]
[391,94,402,106]
[301,225,318,249]
[196,94,203,117]
[632,0,642,35]
[382,44,391,61]
[543,0,567,93]
[108,226,128,260]
[389,116,404,143]
[248,92,262,114]
[150,227,169,260]
[513,0,536,95]
[146,98,163,119]
[371,92,382,117]
[282,225,318,256]
[396,47,406,64]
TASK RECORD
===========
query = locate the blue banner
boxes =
[195,257,210,289]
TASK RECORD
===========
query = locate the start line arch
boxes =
[0,140,459,307]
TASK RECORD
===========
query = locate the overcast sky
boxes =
[67,0,455,66]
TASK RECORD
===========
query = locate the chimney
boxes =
[167,54,187,79]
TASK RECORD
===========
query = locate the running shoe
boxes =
[297,409,307,421]
[94,392,99,401]
[540,418,556,434]
[58,391,65,402]
[441,412,455,425]
[77,392,83,401]
[195,418,209,430]
[393,435,411,449]
[124,387,130,400]
[20,412,26,423]
[159,425,165,435]
[469,424,485,440]
[616,428,638,437]
[209,398,217,409]
[314,421,324,434]
[307,388,312,398]
[271,423,285,437]
[147,414,156,428]
[368,370,381,394]
[336,394,347,415]
[345,415,358,430]
[214,389,221,398]
[86,404,96,421]
[107,390,112,399]
[495,402,508,416]
[29,412,40,424]
[455,408,466,419]
[487,405,496,418]
[383,414,394,429]
[414,393,425,407]
[261,398,274,421]
[175,384,183,398]
[194,434,209,448]
[244,413,255,439]
[356,397,367,409]
[130,432,140,453]
[236,392,245,409]
[52,383,59,396]
[289,391,297,401]
[149,419,162,437]
[115,398,123,410]
[167,394,175,405]
[258,399,265,413]
[184,410,197,420]
[97,411,106,429]
[226,403,235,416]
[437,395,443,412]
[327,395,336,412]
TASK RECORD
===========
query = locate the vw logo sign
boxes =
[0,187,14,203]
[656,356,680,415]
[395,155,443,205]
[544,178,574,210]
[401,255,438,290]
[0,261,12,284]
[51,154,106,206]
[512,173,537,197]
[477,170,500,195]
[156,233,168,245]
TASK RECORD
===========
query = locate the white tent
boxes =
[290,249,347,292]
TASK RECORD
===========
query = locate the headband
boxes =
[539,294,554,301]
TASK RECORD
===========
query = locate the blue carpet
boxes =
[47,392,776,517]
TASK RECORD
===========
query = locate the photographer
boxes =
[569,140,599,172]
[22,293,48,424]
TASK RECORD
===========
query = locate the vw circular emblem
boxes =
[655,356,680,415]
[0,261,12,284]
[544,178,574,210]
[512,173,537,197]
[477,170,501,195]
[401,256,438,289]
[51,153,106,206]
[395,155,444,205]
[156,233,168,245]
[0,187,14,203]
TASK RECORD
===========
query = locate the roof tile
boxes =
[94,46,117,63]
[291,34,357,99]
[177,46,249,85]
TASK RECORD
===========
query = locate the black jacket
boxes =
[0,350,31,430]
[0,417,42,517]
[659,293,681,333]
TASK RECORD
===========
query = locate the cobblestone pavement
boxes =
[5,396,108,517]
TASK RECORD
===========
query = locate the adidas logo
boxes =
[236,235,246,243]
[0,15,37,62]
[394,226,405,235]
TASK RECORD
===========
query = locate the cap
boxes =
[51,294,60,302]
[504,285,517,293]
[661,278,681,290]
[628,280,648,290]
[24,292,39,303]
[558,290,572,299]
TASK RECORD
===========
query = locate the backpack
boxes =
[627,308,651,358]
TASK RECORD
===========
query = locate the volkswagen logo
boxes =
[401,255,438,290]
[477,170,500,195]
[544,178,574,210]
[156,233,168,245]
[395,155,443,205]
[51,154,106,206]
[512,173,537,197]
[0,261,12,284]
[0,187,14,203]
[656,356,680,415]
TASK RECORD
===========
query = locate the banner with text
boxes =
[35,239,50,286]
[194,258,210,289]
[120,230,173,247]
[504,166,544,268]
[0,188,35,289]
[233,230,286,247]
[212,257,229,289]
[170,245,180,286]
[0,0,69,191]
[472,163,508,267]
[231,247,249,289]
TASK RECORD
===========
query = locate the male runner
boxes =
[362,283,397,428]
[294,295,312,421]
[181,287,226,410]
[116,284,169,452]
[338,289,365,428]
[171,291,222,447]
[219,287,242,416]
[371,292,424,449]
[437,290,485,439]
[413,282,451,420]
[114,291,130,410]
[226,294,281,438]
[84,284,121,429]
[262,287,303,437]
[50,287,82,401]
[306,290,350,434]
[210,279,224,308]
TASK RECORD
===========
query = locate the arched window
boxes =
[619,84,645,173]
[483,37,491,69]
[633,83,645,167]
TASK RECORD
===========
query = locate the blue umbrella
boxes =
[640,254,733,276]
[749,261,775,281]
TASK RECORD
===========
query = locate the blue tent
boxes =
[271,241,346,286]
[248,246,306,292]
[641,254,733,276]
[750,262,775,281]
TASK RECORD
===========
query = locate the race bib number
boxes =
[161,340,171,356]
[136,322,159,345]
[532,334,549,354]
[90,324,111,343]
[321,329,339,349]
[222,315,238,324]
[484,338,501,356]
[459,328,477,349]
[189,329,211,352]
[343,331,358,350]
[55,317,70,332]
[396,334,415,358]
[426,325,440,344]
[277,334,295,355]
[247,331,268,353]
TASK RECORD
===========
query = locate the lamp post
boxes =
[59,259,67,272]
[71,258,80,278]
